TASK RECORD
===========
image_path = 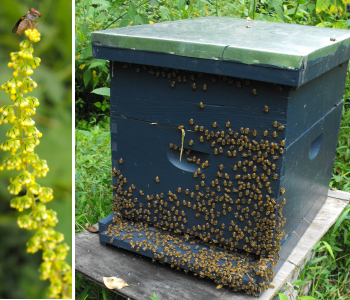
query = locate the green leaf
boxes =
[128,3,137,19]
[277,293,289,300]
[307,3,316,11]
[81,45,92,59]
[332,204,350,234]
[81,23,89,37]
[292,279,309,286]
[150,293,161,300]
[119,15,132,27]
[307,255,328,265]
[316,0,332,13]
[249,0,257,19]
[178,0,186,9]
[298,297,316,300]
[316,21,333,27]
[333,22,348,29]
[139,14,149,24]
[159,6,170,18]
[297,0,306,4]
[83,0,91,9]
[322,241,335,261]
[102,284,107,300]
[94,102,101,108]
[91,87,110,97]
[133,15,144,25]
[88,60,106,69]
[273,0,286,22]
[83,69,92,88]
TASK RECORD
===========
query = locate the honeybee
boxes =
[264,105,269,112]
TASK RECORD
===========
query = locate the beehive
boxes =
[91,17,350,296]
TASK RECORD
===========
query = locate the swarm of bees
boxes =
[107,63,288,296]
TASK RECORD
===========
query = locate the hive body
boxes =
[92,17,350,296]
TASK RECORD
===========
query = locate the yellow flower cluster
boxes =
[25,28,41,43]
[0,30,71,298]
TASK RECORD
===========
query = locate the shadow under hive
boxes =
[91,17,350,296]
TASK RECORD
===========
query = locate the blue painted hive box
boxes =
[91,17,350,296]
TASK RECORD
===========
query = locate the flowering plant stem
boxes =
[0,29,72,299]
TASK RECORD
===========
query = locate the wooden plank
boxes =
[75,193,349,300]
[328,188,350,201]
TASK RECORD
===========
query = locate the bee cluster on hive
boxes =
[107,63,288,296]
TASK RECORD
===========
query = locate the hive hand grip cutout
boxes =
[309,133,323,160]
[167,147,210,172]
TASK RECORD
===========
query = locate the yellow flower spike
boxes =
[8,182,22,195]
[1,26,71,299]
[36,228,49,242]
[28,237,41,253]
[18,214,33,228]
[43,250,56,262]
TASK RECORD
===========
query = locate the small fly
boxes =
[12,8,41,36]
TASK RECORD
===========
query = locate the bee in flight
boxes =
[12,8,41,36]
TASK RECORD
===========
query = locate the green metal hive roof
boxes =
[91,17,350,70]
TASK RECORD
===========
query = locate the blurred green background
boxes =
[0,0,72,298]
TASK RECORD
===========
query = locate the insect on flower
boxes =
[12,8,41,36]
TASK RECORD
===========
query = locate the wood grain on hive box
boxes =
[75,190,349,300]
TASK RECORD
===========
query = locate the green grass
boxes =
[75,126,113,232]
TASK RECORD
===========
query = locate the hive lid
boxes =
[91,17,350,85]
[91,17,350,69]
